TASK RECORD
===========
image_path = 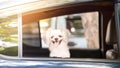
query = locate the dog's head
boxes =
[43,28,71,46]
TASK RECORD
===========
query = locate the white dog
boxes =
[43,28,71,58]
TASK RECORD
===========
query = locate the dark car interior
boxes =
[22,0,118,59]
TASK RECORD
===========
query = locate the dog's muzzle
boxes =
[52,38,62,45]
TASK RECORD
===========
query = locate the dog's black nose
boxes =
[55,38,58,41]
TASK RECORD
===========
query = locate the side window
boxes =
[0,15,18,56]
[40,11,99,49]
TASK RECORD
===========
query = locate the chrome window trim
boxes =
[18,13,23,58]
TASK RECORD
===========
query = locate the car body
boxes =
[0,0,120,68]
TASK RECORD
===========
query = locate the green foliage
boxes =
[72,19,84,36]
[0,15,18,56]
[0,15,18,43]
[0,46,18,56]
[0,47,5,51]
[74,20,83,29]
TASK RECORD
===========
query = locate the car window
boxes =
[23,11,99,49]
[0,15,18,56]
[40,11,99,49]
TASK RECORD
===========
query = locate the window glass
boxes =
[0,15,18,56]
[22,22,40,47]
[40,11,99,49]
[117,3,120,24]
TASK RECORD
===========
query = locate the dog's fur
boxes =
[43,28,71,58]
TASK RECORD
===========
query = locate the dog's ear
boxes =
[61,28,71,37]
[42,28,52,45]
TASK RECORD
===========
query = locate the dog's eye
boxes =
[51,36,54,38]
[59,35,62,37]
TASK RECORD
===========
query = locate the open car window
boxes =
[40,12,99,49]
[23,11,99,49]
[22,11,100,58]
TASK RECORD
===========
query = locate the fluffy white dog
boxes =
[43,28,71,58]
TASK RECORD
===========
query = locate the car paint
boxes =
[0,59,120,68]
